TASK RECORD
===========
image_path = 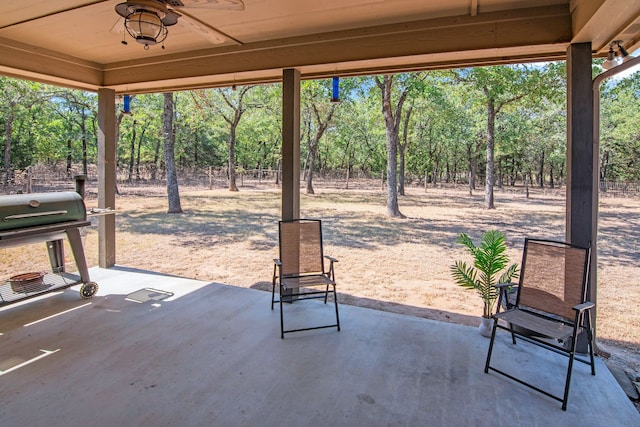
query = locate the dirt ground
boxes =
[2,181,639,397]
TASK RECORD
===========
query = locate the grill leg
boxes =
[66,227,90,284]
[47,239,65,274]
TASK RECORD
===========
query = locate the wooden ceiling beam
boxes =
[104,5,571,91]
[0,36,103,89]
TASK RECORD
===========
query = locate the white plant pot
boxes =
[479,317,494,338]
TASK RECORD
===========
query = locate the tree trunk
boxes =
[228,124,239,191]
[163,93,182,213]
[484,98,496,209]
[306,145,316,194]
[538,149,545,188]
[136,127,146,181]
[81,111,88,176]
[398,144,406,195]
[467,144,474,195]
[128,120,137,183]
[66,137,72,178]
[306,103,336,195]
[376,75,405,218]
[151,139,161,181]
[385,129,401,216]
[398,104,413,196]
[4,103,17,186]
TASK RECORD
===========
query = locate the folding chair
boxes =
[484,239,595,410]
[271,219,340,338]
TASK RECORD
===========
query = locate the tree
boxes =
[374,74,412,217]
[301,79,338,194]
[192,86,256,191]
[53,90,97,176]
[219,86,256,191]
[163,92,182,213]
[600,72,640,181]
[237,84,282,175]
[0,77,43,186]
[453,66,537,209]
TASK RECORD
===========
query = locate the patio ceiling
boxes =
[1,0,640,94]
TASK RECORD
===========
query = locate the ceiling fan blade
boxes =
[177,12,227,44]
[110,17,125,34]
[170,0,245,11]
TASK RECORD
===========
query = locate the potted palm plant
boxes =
[450,230,519,337]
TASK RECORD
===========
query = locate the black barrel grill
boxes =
[0,191,98,305]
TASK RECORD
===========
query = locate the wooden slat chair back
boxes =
[484,238,595,411]
[271,219,340,338]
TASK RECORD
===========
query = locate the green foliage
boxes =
[1,65,639,190]
[600,71,640,181]
[450,230,519,318]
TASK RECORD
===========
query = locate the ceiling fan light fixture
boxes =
[602,40,635,70]
[128,10,166,44]
[602,46,618,70]
[116,1,178,48]
[617,42,632,63]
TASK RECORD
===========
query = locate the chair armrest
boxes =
[495,282,517,313]
[274,258,282,267]
[324,255,338,280]
[573,301,595,312]
[494,282,517,289]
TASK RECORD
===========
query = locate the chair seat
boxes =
[494,309,574,342]
[281,274,334,290]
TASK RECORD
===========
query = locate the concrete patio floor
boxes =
[0,267,638,427]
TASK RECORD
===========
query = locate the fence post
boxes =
[209,166,213,190]
[27,167,33,193]
[74,174,86,199]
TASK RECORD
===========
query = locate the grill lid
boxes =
[0,192,86,231]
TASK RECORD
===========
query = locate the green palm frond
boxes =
[450,261,478,290]
[451,230,520,318]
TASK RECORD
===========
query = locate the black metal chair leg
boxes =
[333,286,340,331]
[279,287,285,339]
[562,351,576,411]
[586,311,596,375]
[484,318,499,373]
[271,282,276,310]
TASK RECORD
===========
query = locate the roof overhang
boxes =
[0,1,639,93]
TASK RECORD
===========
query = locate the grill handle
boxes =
[3,210,69,221]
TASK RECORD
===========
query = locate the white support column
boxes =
[97,88,116,268]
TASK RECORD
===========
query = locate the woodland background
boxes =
[2,62,639,206]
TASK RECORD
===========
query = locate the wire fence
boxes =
[1,165,638,198]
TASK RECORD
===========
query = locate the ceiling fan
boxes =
[113,0,245,49]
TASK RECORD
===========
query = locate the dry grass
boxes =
[2,182,639,377]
